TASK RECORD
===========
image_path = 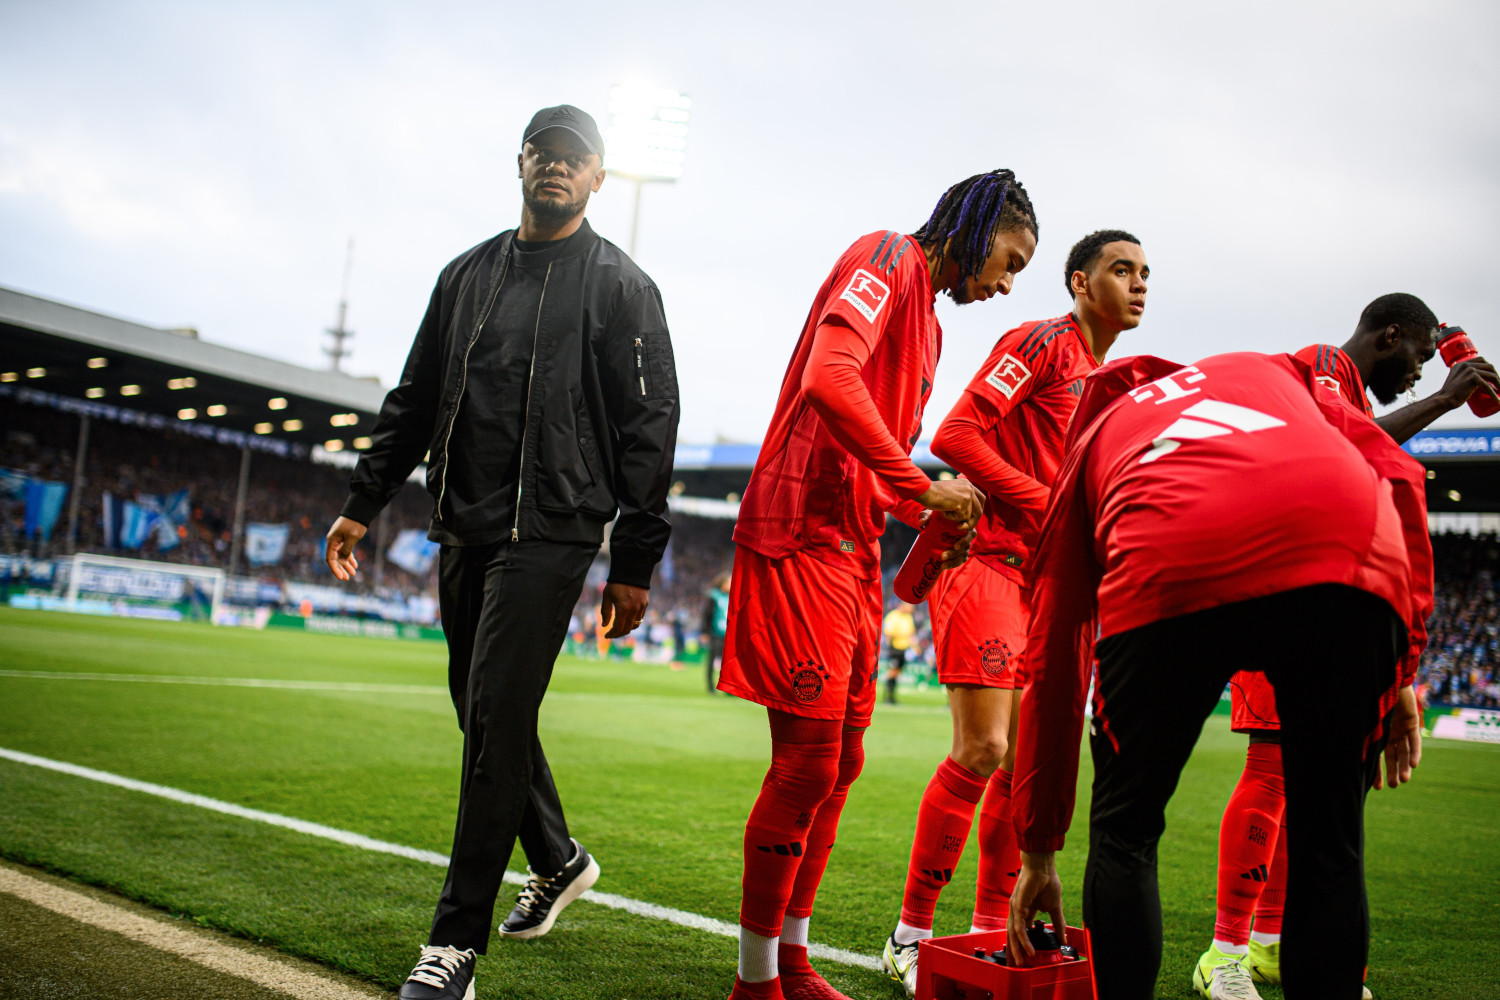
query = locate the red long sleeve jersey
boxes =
[1011,352,1432,852]
[734,230,939,581]
[931,314,1098,582]
[1295,343,1373,416]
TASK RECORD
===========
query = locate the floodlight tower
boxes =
[605,84,691,258]
[324,238,355,372]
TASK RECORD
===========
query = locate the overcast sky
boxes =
[3,0,1497,443]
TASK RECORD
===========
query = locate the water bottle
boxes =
[893,513,968,604]
[1436,324,1498,418]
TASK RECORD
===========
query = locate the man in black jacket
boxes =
[324,104,679,1000]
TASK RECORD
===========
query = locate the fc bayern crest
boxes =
[978,639,1011,677]
[788,659,829,703]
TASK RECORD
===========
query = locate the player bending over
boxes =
[716,169,1038,1000]
[1194,292,1498,1000]
[880,230,1148,995]
[1006,351,1433,1000]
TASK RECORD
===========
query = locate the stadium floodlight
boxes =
[86,387,105,399]
[207,404,227,417]
[254,422,273,435]
[605,83,691,257]
[353,436,372,449]
[27,367,45,378]
[325,439,345,452]
[87,357,108,368]
[178,408,197,420]
[120,384,141,395]
[1,372,16,382]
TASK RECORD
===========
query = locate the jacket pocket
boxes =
[534,403,613,518]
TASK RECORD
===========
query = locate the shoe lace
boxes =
[514,866,559,914]
[1211,961,1260,1000]
[408,945,474,988]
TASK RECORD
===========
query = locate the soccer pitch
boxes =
[0,607,1494,999]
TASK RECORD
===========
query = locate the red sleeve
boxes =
[802,315,932,499]
[931,390,1050,513]
[1010,433,1103,853]
[888,498,926,529]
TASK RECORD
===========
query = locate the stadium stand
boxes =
[1419,531,1500,709]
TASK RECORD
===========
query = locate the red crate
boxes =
[915,926,1096,1000]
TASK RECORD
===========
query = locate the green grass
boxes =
[0,606,1495,998]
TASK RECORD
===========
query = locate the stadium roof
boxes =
[0,285,385,457]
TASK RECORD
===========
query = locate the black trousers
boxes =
[1083,584,1401,1000]
[428,539,597,953]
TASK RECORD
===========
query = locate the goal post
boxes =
[65,553,227,623]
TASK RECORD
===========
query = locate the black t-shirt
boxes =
[442,228,584,541]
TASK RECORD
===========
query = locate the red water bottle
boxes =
[1437,324,1499,418]
[894,513,967,604]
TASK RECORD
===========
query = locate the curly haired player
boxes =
[717,169,1038,1000]
[881,230,1147,995]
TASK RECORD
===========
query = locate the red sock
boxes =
[1252,817,1287,937]
[972,767,1020,931]
[900,756,988,929]
[729,975,785,1000]
[777,944,850,1000]
[787,728,865,919]
[740,712,843,938]
[1213,742,1285,945]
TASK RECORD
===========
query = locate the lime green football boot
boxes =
[1193,946,1262,1000]
[1244,939,1279,983]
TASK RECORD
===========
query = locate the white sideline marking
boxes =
[0,864,381,999]
[0,670,953,715]
[0,746,881,972]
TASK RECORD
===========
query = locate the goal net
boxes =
[64,553,227,623]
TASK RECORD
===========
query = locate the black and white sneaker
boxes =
[397,945,476,1000]
[497,838,600,939]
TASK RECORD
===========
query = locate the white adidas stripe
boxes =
[0,745,881,972]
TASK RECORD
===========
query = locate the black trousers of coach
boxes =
[428,538,597,954]
[1083,584,1402,1000]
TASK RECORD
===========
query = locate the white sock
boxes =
[893,921,934,947]
[1212,938,1249,958]
[782,916,810,949]
[1250,931,1281,946]
[970,924,1004,934]
[738,927,779,982]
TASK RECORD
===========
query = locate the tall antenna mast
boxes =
[324,237,355,371]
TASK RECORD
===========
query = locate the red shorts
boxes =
[929,556,1027,689]
[717,544,881,726]
[1229,669,1281,732]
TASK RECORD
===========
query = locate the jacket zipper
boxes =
[436,258,511,523]
[634,337,647,396]
[512,262,552,542]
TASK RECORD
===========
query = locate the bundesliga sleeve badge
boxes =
[984,353,1032,399]
[838,269,891,322]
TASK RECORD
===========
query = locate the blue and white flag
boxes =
[386,529,439,576]
[120,500,156,549]
[244,522,290,567]
[24,480,68,541]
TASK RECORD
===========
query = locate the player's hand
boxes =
[916,478,984,531]
[1437,357,1500,409]
[1376,685,1423,790]
[325,516,367,582]
[601,583,649,639]
[1007,850,1066,966]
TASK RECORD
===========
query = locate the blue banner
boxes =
[386,529,439,576]
[23,480,68,541]
[245,522,290,567]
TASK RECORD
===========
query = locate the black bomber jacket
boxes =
[340,219,679,588]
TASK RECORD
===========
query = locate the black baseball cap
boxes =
[522,105,605,157]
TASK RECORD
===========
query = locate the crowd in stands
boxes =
[1418,531,1500,709]
[5,394,1498,709]
[0,394,434,599]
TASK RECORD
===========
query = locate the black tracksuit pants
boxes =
[1083,584,1402,1000]
[428,539,597,953]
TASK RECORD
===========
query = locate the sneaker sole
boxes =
[496,856,601,940]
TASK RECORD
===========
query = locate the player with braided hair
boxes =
[718,168,1037,1000]
[883,229,1147,996]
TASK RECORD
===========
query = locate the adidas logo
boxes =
[1240,864,1270,882]
[921,868,954,883]
[548,107,578,122]
[756,841,803,857]
[1139,399,1286,465]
